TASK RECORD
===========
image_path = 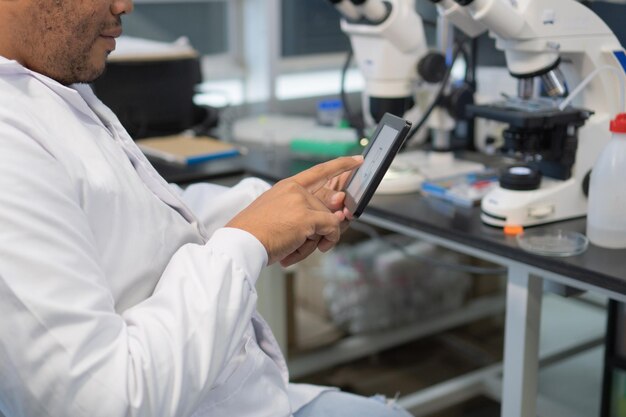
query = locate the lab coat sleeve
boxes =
[176,178,272,236]
[0,122,267,416]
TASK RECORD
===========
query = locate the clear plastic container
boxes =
[516,229,589,257]
[587,113,626,248]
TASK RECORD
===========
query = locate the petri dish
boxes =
[516,229,589,257]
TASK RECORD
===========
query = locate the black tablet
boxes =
[343,113,412,217]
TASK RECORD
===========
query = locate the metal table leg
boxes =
[501,264,543,417]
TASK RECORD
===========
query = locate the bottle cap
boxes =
[610,113,626,133]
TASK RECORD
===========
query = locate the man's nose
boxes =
[111,0,134,16]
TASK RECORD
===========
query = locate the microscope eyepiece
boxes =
[328,0,362,21]
[350,0,389,23]
[453,0,475,6]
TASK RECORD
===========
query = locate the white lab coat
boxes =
[0,56,327,417]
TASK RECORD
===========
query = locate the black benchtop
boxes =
[366,193,626,296]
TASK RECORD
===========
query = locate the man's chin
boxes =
[83,67,107,83]
[56,73,103,86]
[69,64,107,85]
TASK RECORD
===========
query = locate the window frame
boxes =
[129,0,362,107]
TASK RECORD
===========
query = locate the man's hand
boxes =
[312,167,354,212]
[226,156,363,266]
[312,155,361,227]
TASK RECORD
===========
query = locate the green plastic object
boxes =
[289,139,361,157]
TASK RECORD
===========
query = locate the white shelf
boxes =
[288,294,506,379]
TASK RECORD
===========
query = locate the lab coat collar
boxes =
[0,55,103,126]
[0,55,208,239]
[71,83,209,238]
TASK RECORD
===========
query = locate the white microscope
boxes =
[328,0,429,123]
[328,0,485,194]
[433,0,626,227]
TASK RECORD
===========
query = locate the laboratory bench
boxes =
[150,147,626,417]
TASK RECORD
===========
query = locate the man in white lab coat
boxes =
[0,0,415,416]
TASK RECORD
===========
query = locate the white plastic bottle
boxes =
[587,113,626,248]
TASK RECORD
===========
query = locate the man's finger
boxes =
[332,170,357,191]
[280,238,320,267]
[317,236,336,253]
[315,189,345,211]
[292,155,363,193]
[339,218,350,233]
[311,212,342,244]
[318,218,350,253]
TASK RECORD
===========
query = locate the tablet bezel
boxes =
[343,113,412,217]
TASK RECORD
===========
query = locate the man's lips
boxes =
[100,28,122,38]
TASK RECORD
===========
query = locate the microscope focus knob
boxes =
[417,52,447,84]
[499,165,542,191]
[446,84,475,119]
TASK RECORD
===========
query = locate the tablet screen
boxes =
[345,124,399,203]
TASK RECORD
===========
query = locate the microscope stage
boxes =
[466,103,592,129]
